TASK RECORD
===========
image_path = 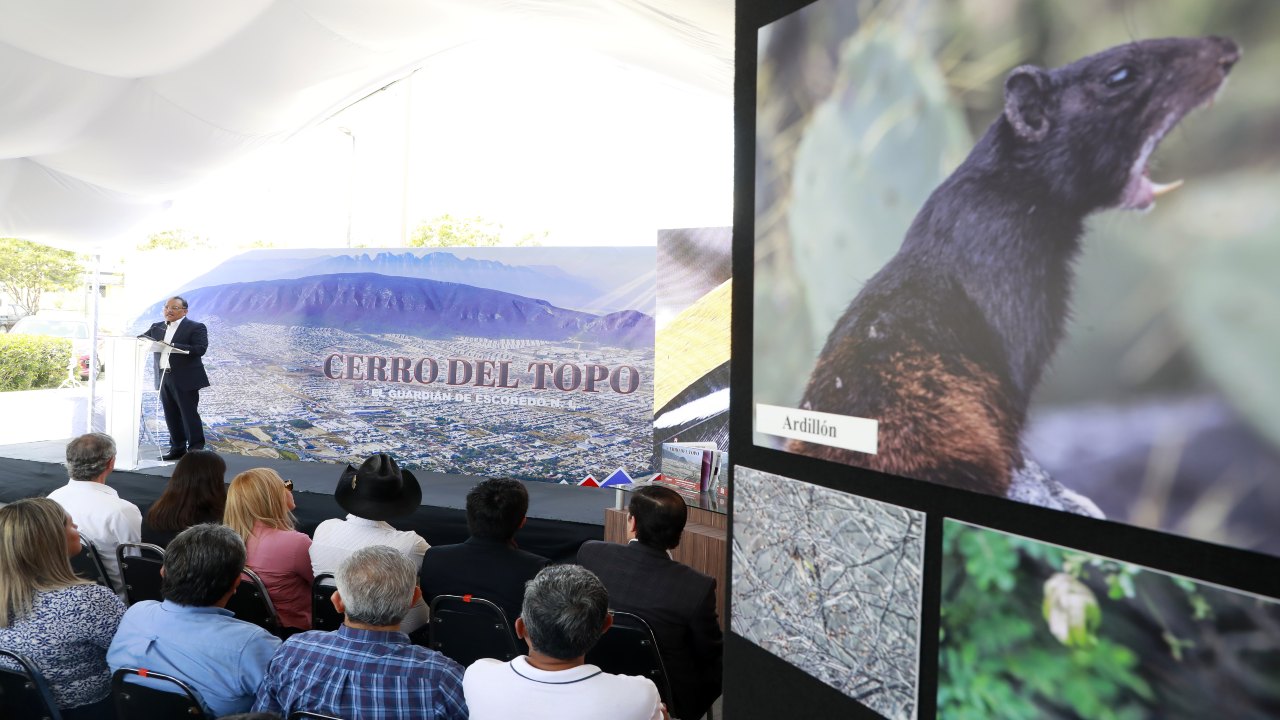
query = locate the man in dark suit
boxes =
[419,477,549,632]
[144,296,209,461]
[577,485,723,720]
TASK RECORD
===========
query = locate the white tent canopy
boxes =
[0,0,732,249]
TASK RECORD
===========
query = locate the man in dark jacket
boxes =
[419,477,548,630]
[144,296,210,461]
[577,484,723,720]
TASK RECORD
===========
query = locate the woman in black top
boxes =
[141,449,227,547]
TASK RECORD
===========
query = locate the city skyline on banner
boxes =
[130,247,657,482]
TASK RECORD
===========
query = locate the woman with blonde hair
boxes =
[225,467,314,631]
[0,498,125,719]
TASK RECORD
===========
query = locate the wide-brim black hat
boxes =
[335,454,422,521]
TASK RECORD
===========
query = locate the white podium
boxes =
[102,336,159,470]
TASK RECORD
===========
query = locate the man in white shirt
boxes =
[464,565,668,720]
[47,433,141,595]
[310,454,429,632]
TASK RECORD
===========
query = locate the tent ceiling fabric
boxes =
[0,0,732,248]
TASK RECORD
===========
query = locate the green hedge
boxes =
[0,334,73,391]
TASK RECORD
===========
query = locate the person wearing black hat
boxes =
[309,454,430,632]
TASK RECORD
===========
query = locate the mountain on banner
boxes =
[304,252,610,310]
[172,250,654,315]
[578,475,600,487]
[134,272,655,348]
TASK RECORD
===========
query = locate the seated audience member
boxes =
[464,564,666,720]
[142,449,228,547]
[253,545,467,719]
[0,498,126,720]
[47,432,141,594]
[310,454,429,631]
[108,523,281,716]
[419,477,547,631]
[578,484,723,720]
[225,467,314,631]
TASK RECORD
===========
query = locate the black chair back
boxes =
[425,594,520,667]
[225,567,281,635]
[69,533,115,593]
[0,649,62,720]
[111,668,208,720]
[116,543,166,606]
[586,610,673,707]
[287,711,345,720]
[312,573,342,631]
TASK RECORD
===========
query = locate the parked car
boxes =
[0,303,22,331]
[7,315,103,380]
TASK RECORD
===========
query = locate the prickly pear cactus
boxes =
[789,22,971,350]
[1171,171,1280,451]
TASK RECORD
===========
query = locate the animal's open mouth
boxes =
[1118,111,1189,210]
[1117,82,1227,211]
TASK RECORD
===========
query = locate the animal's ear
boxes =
[1004,66,1051,142]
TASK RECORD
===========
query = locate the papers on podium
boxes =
[138,337,190,355]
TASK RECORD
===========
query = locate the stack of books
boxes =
[658,441,728,496]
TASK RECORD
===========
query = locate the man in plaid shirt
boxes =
[253,545,467,719]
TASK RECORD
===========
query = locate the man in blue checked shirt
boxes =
[253,545,467,719]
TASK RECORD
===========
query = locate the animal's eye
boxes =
[1104,66,1135,88]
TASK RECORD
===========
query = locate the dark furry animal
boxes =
[788,36,1239,495]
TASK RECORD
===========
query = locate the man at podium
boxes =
[144,296,210,461]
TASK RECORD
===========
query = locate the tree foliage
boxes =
[136,228,213,252]
[0,238,84,316]
[407,214,542,247]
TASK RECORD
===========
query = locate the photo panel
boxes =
[653,227,732,465]
[750,0,1280,556]
[733,465,925,719]
[940,519,1280,719]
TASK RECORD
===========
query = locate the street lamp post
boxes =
[338,126,355,248]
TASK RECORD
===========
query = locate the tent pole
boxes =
[87,253,101,433]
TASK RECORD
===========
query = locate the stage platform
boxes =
[0,440,613,561]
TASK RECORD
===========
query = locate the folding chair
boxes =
[225,567,281,635]
[586,610,674,708]
[68,533,115,593]
[116,542,166,606]
[0,649,62,720]
[311,573,343,631]
[111,667,208,720]
[423,594,520,667]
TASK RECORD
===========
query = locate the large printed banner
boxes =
[132,247,656,482]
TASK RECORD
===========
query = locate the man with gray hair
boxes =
[48,432,140,594]
[464,564,668,720]
[108,523,281,716]
[254,545,468,719]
